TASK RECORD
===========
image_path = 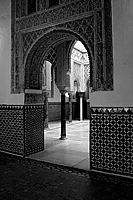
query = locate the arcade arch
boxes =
[24,29,93,140]
[24,29,93,92]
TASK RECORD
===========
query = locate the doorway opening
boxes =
[69,41,90,121]
[28,40,91,171]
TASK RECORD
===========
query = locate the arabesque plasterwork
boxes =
[11,0,113,103]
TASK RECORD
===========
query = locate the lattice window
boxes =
[47,48,57,69]
[45,48,57,97]
[84,64,90,88]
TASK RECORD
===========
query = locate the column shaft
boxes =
[60,91,67,140]
[80,95,83,121]
[69,93,72,123]
[44,92,49,129]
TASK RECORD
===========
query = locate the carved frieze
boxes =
[96,10,104,90]
[15,0,97,31]
[104,0,113,91]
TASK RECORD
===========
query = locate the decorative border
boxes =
[104,0,113,90]
[11,0,16,93]
[91,107,133,114]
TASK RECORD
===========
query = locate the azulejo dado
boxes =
[91,106,133,177]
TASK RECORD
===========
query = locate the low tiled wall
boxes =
[48,102,61,121]
[24,105,44,156]
[90,107,133,177]
[0,105,44,156]
[48,102,69,121]
[0,105,24,156]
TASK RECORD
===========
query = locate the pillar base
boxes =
[59,136,68,140]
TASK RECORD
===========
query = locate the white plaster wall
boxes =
[0,0,24,105]
[90,0,133,107]
[49,83,61,102]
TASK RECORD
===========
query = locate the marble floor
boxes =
[28,120,90,171]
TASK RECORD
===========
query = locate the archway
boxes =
[24,29,93,92]
[7,0,114,171]
[25,29,92,169]
[24,29,93,138]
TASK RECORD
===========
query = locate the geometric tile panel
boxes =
[48,102,69,122]
[90,107,133,177]
[48,103,61,122]
[24,105,44,156]
[0,105,24,156]
[0,105,44,157]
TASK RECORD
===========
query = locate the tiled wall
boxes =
[0,105,24,156]
[90,107,133,177]
[48,102,69,121]
[24,105,44,156]
[0,105,44,156]
[48,102,61,121]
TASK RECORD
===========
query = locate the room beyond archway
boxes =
[28,40,90,171]
[70,41,90,121]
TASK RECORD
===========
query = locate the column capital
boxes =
[60,90,67,95]
[57,85,70,93]
[79,91,84,97]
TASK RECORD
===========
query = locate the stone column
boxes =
[44,92,49,129]
[69,92,72,123]
[79,92,84,121]
[60,90,67,140]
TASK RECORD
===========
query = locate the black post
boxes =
[44,92,49,129]
[69,92,72,123]
[60,90,67,140]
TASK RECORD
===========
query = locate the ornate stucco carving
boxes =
[11,0,113,103]
[70,47,90,93]
[15,0,98,31]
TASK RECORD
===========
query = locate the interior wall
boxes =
[90,0,133,107]
[1,0,133,106]
[0,0,24,105]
